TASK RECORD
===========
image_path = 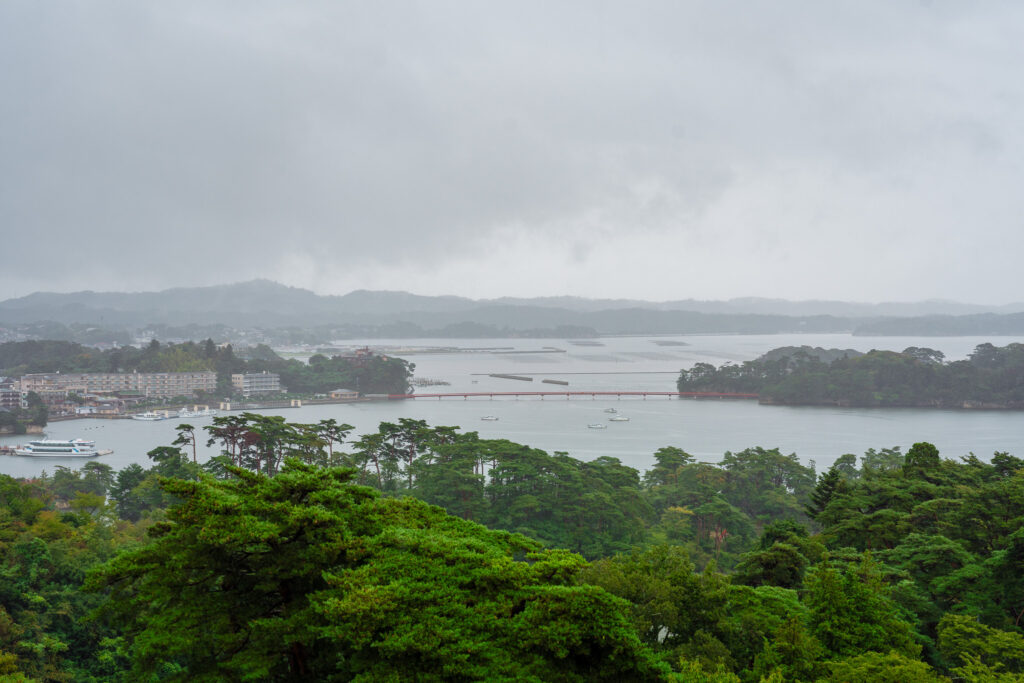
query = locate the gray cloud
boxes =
[2,1,1023,303]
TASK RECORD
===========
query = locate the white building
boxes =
[231,372,282,397]
[19,371,217,399]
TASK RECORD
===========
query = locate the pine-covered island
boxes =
[678,342,1024,409]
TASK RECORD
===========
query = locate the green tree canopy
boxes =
[87,460,669,681]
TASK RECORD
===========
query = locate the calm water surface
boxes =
[3,333,1022,477]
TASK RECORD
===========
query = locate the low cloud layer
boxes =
[2,1,1022,303]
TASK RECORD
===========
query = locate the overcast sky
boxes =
[2,1,1022,303]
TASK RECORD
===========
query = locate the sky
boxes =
[2,1,1023,304]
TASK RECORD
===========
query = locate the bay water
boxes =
[2,333,1022,478]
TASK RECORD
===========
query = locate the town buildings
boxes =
[19,371,217,400]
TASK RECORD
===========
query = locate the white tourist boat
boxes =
[481,415,499,421]
[604,408,618,413]
[132,411,172,421]
[13,439,105,457]
[587,423,607,429]
[608,415,630,422]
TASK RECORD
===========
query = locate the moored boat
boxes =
[132,411,171,421]
[13,439,105,457]
[178,408,218,418]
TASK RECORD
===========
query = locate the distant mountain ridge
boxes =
[2,280,1024,336]
[0,281,480,325]
[491,295,1024,317]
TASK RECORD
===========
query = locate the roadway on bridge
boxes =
[387,391,759,400]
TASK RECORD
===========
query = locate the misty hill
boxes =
[0,281,858,333]
[491,295,1024,317]
[854,313,1024,336]
[0,281,481,328]
[3,280,1024,337]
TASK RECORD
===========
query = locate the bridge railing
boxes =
[386,391,759,400]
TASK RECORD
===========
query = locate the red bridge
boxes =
[387,391,758,400]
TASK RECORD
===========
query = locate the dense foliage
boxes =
[678,342,1024,408]
[1,418,1023,680]
[88,462,667,681]
[0,339,219,376]
[266,352,413,395]
[0,339,414,397]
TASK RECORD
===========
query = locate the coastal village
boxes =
[0,344,399,434]
[0,370,289,423]
[0,368,372,424]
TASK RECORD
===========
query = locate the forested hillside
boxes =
[1,417,1022,679]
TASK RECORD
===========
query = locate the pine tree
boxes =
[805,467,843,520]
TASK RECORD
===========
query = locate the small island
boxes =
[677,343,1024,409]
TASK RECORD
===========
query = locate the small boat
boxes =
[609,416,630,422]
[13,439,104,457]
[132,412,168,421]
[178,408,218,418]
[481,416,499,421]
[604,408,617,414]
[587,423,607,429]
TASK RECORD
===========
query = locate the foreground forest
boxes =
[678,342,1024,408]
[2,416,1024,680]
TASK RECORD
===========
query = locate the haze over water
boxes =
[2,333,1022,478]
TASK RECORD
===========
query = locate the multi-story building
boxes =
[0,388,22,409]
[19,371,217,399]
[0,377,22,409]
[231,372,282,397]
